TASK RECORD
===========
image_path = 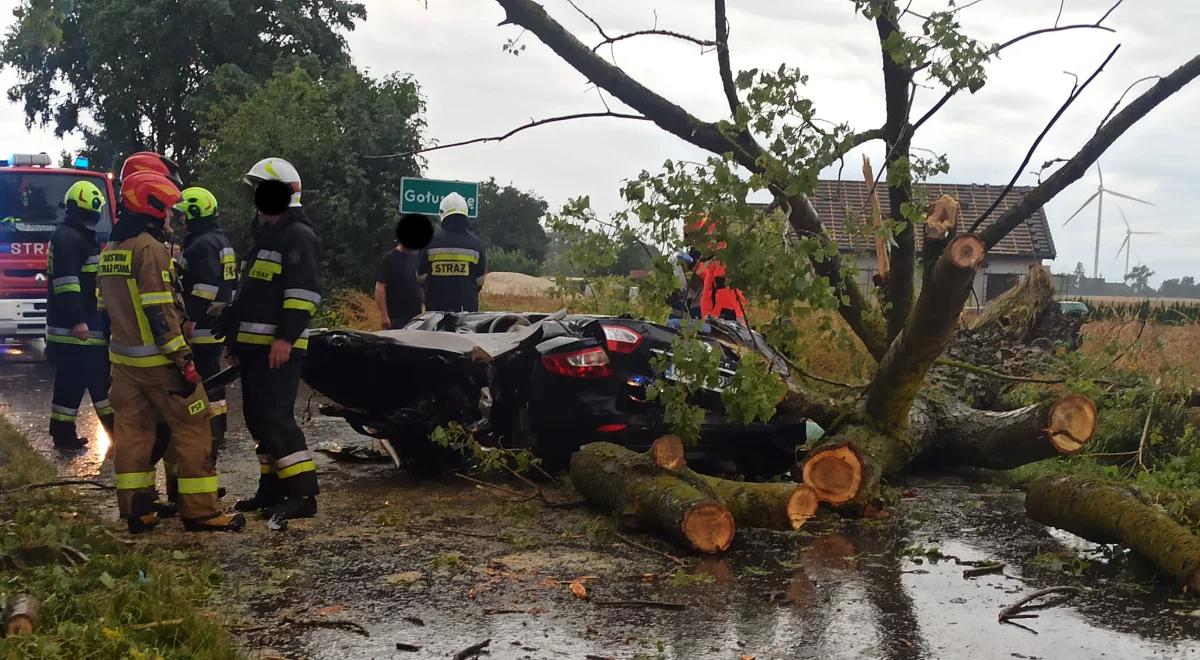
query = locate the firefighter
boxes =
[227,157,321,531]
[173,187,236,452]
[685,215,746,322]
[119,151,182,185]
[46,180,112,449]
[419,193,486,312]
[98,169,244,534]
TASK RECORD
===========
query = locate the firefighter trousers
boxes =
[240,350,318,500]
[149,343,228,497]
[110,363,219,519]
[49,343,113,443]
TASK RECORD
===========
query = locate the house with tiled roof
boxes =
[801,179,1056,304]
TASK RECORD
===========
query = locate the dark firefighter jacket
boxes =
[97,215,192,369]
[419,215,486,312]
[232,208,321,352]
[177,218,236,346]
[46,210,106,346]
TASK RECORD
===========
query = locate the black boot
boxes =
[126,493,160,534]
[234,491,281,513]
[49,420,87,450]
[182,512,246,533]
[265,496,318,532]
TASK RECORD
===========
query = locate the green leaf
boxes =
[171,550,188,561]
[98,571,116,589]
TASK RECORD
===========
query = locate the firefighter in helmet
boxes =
[46,180,113,449]
[98,164,244,534]
[173,187,236,453]
[226,157,322,531]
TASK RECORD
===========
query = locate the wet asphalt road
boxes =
[2,351,1200,659]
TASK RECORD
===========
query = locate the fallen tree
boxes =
[477,0,1200,520]
[1025,475,1200,592]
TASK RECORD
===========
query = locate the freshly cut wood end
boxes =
[924,194,961,240]
[1046,394,1098,455]
[946,233,986,270]
[802,443,864,505]
[681,501,736,554]
[650,435,686,471]
[4,595,40,636]
[786,485,820,530]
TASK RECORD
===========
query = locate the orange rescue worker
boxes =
[685,215,746,322]
[98,169,244,534]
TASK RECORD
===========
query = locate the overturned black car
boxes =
[301,311,810,475]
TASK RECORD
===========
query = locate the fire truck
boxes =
[0,153,116,352]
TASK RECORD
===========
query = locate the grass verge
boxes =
[0,416,238,659]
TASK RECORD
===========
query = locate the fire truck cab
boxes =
[0,153,116,349]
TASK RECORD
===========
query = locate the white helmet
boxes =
[243,157,302,207]
[439,192,470,221]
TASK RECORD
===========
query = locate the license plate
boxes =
[664,364,731,392]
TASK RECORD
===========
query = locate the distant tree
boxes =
[0,0,365,173]
[197,65,425,288]
[1124,264,1155,295]
[1072,262,1087,288]
[488,247,542,276]
[1159,276,1200,299]
[474,179,549,263]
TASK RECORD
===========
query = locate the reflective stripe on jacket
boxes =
[97,232,191,368]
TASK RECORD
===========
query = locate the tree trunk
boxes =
[803,392,1097,510]
[922,393,1097,469]
[569,442,735,553]
[1025,475,1200,591]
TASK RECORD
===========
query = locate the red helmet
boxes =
[119,151,182,185]
[120,171,182,220]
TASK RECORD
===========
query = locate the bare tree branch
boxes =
[593,29,716,53]
[1096,75,1162,130]
[980,51,1200,249]
[910,0,1122,131]
[968,45,1120,233]
[363,112,650,160]
[714,0,739,117]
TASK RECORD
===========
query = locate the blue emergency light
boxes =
[73,156,90,168]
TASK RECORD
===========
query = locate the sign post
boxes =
[400,177,479,218]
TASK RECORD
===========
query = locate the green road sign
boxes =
[400,177,479,218]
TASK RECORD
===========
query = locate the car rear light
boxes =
[595,423,627,433]
[602,324,643,354]
[542,346,612,378]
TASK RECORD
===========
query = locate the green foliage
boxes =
[431,422,542,477]
[1124,264,1155,295]
[0,0,365,170]
[1080,300,1200,325]
[722,351,788,426]
[488,247,542,276]
[0,418,235,659]
[197,64,425,289]
[474,178,550,263]
[647,321,722,444]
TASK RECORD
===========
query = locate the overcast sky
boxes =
[1,0,1196,284]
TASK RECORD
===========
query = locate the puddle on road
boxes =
[3,360,1199,659]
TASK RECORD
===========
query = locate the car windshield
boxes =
[0,171,113,239]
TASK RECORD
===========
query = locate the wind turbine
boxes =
[1062,164,1154,279]
[1115,207,1160,279]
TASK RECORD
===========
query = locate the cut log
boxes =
[802,443,864,505]
[649,435,685,471]
[697,479,819,531]
[944,233,985,269]
[4,595,40,636]
[921,393,1098,470]
[1026,474,1200,591]
[569,442,735,553]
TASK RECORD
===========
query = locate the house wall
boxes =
[847,254,1045,309]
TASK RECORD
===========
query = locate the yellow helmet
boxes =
[173,186,219,220]
[63,180,105,214]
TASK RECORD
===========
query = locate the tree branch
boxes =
[362,112,650,160]
[496,0,760,169]
[593,29,716,53]
[714,0,739,117]
[968,45,1119,233]
[980,51,1200,249]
